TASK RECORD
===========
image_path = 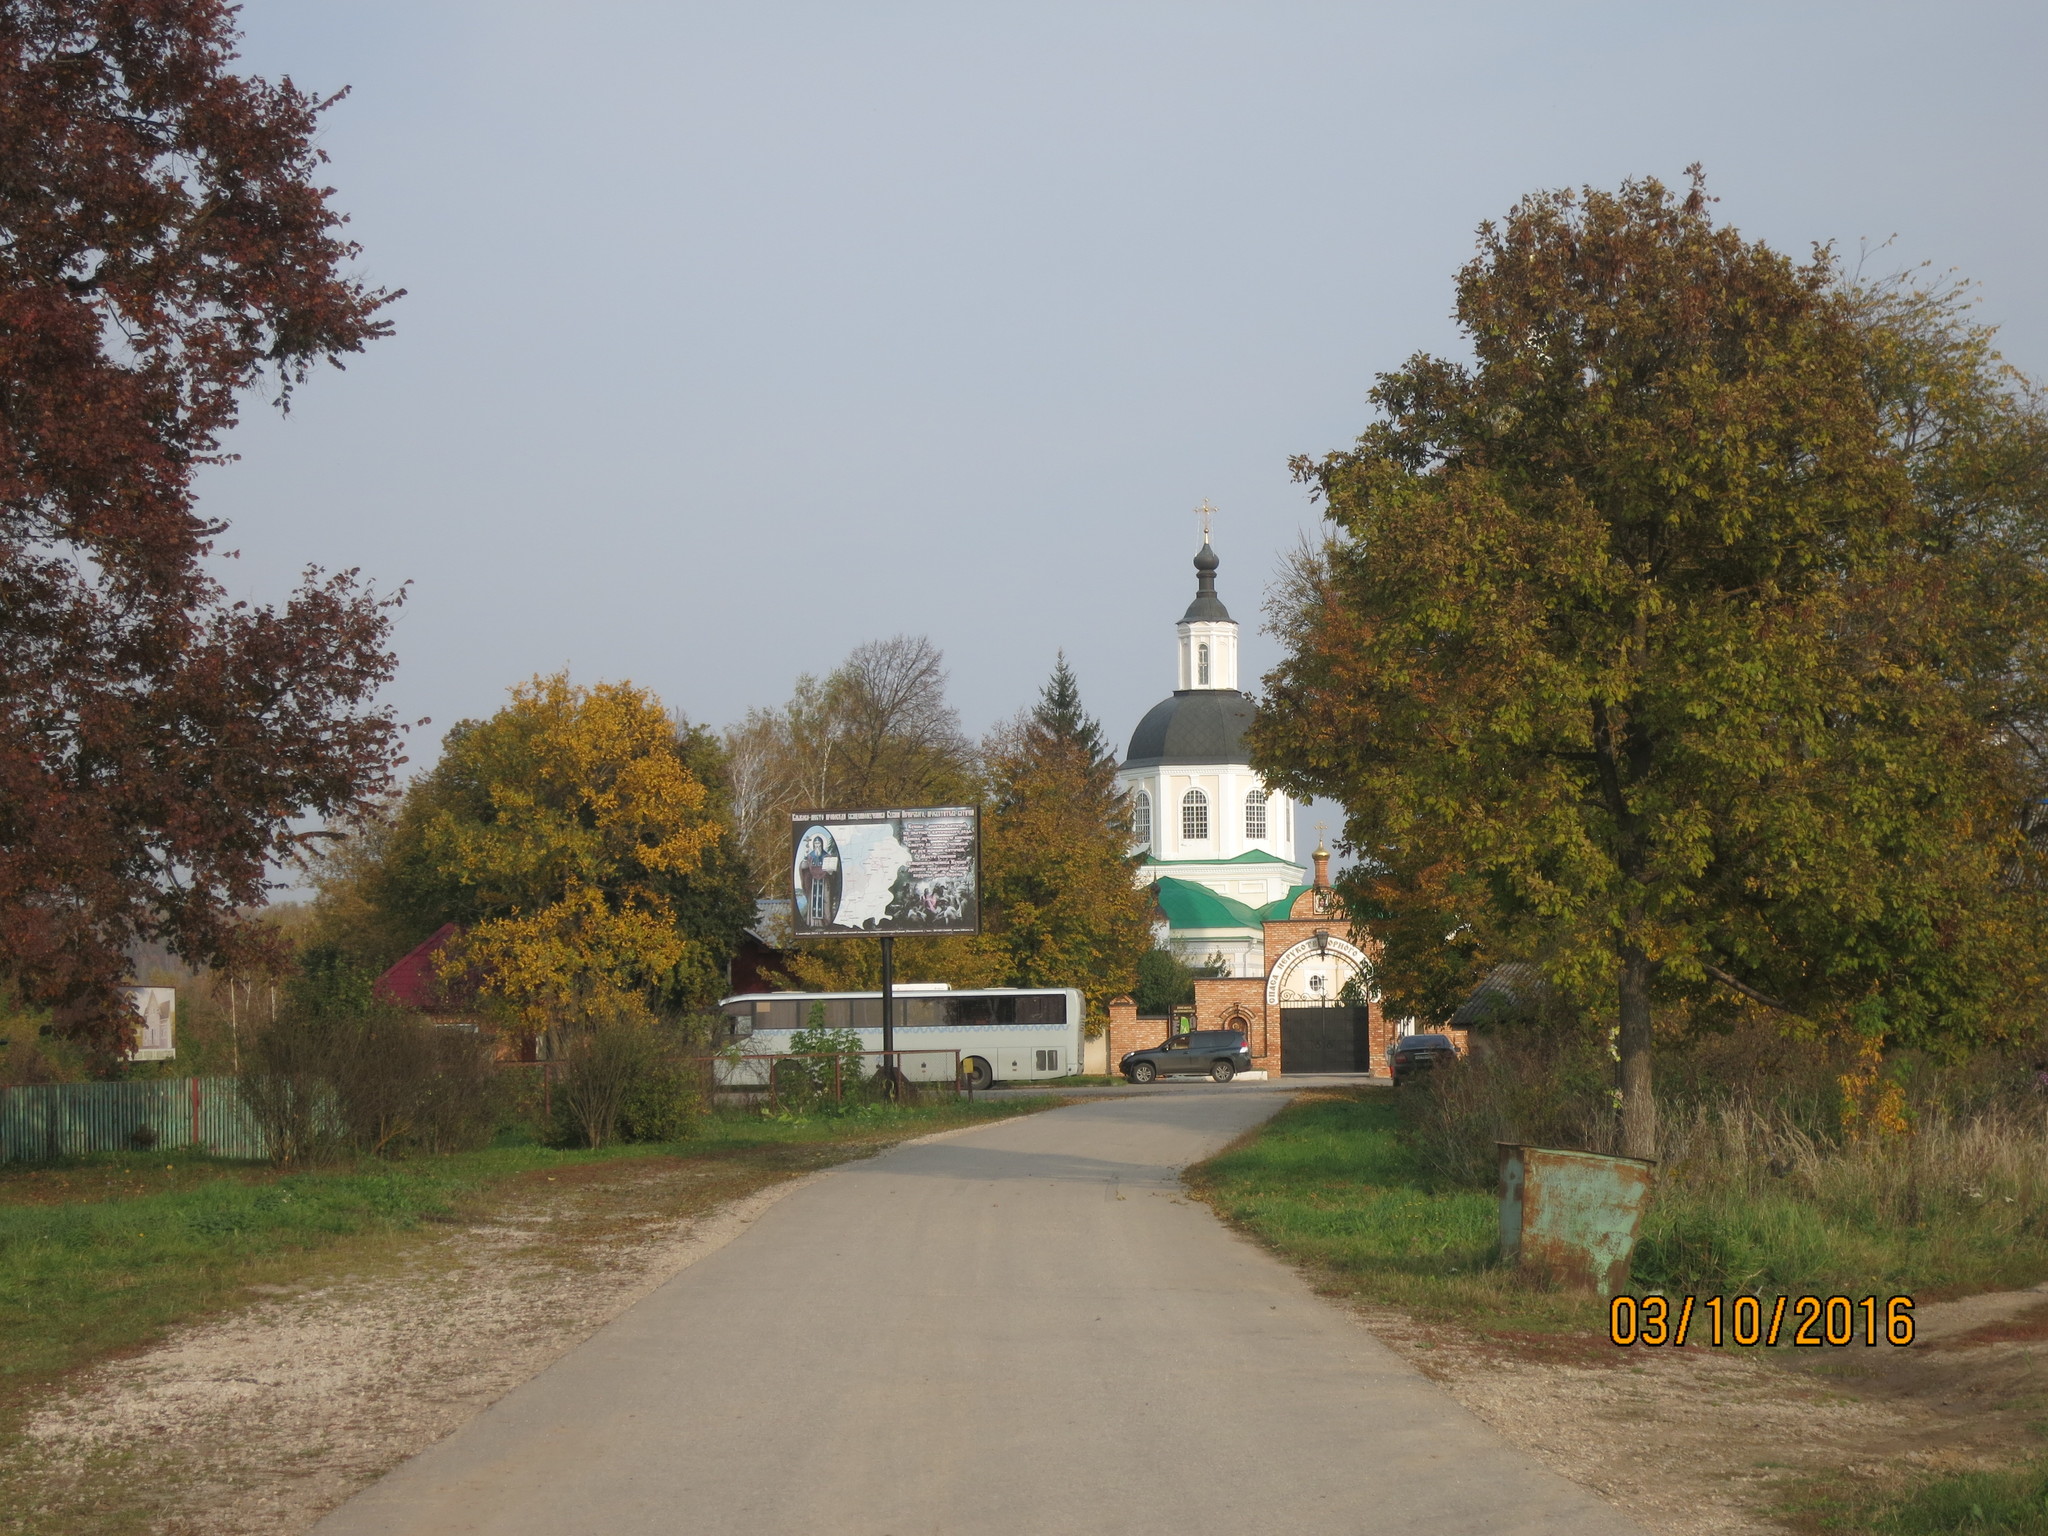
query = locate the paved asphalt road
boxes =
[315,1092,1645,1536]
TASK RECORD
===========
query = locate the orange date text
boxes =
[1608,1294,1914,1347]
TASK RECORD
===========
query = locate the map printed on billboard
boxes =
[790,806,980,936]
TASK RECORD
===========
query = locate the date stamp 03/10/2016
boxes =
[1610,1294,1917,1348]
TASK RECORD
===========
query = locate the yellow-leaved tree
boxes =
[370,673,738,1033]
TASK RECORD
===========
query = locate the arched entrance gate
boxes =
[1266,933,1377,1074]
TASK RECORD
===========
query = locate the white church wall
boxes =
[1120,760,1300,869]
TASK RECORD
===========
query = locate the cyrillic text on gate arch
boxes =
[1264,934,1374,1009]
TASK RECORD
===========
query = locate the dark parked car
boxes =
[1388,1032,1459,1086]
[1121,1029,1252,1084]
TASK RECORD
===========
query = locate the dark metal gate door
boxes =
[1279,1007,1372,1073]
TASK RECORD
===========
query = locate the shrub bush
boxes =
[617,1049,705,1142]
[1397,1021,1617,1186]
[550,1005,712,1148]
[239,1006,505,1162]
[239,1014,339,1165]
[781,1010,870,1109]
[555,1009,660,1149]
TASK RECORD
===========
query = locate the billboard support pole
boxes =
[879,936,896,1101]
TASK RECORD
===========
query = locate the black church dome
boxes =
[1123,689,1255,769]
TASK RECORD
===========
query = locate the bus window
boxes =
[758,998,804,1031]
[828,993,1074,1028]
[899,998,944,1028]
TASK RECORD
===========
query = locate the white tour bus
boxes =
[716,983,1085,1090]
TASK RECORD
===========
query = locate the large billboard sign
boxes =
[790,806,980,937]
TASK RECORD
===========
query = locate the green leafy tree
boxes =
[1256,171,2048,1156]
[1132,948,1197,1016]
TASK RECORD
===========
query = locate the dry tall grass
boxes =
[1645,1096,2048,1292]
[1400,1023,2048,1296]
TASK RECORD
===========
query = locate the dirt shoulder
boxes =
[0,1116,1029,1536]
[1351,1286,2048,1536]
[1350,1289,2048,1536]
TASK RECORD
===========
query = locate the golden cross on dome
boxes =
[1196,499,1215,543]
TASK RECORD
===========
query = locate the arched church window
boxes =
[1197,643,1210,686]
[1132,790,1152,848]
[1181,788,1209,840]
[1244,789,1267,840]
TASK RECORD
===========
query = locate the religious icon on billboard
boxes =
[794,828,842,928]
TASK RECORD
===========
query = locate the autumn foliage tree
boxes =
[367,674,751,1033]
[1256,172,2048,1157]
[0,1,404,1057]
[980,655,1152,1019]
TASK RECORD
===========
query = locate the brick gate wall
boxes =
[1191,976,1276,1072]
[1105,999,1171,1073]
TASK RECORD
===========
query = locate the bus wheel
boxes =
[961,1057,993,1091]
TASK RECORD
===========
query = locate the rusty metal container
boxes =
[1497,1143,1656,1297]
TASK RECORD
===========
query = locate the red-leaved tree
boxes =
[1,0,404,1060]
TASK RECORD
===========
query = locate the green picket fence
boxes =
[0,1077,266,1162]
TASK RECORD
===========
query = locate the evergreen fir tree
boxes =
[979,657,1151,1018]
[1028,651,1110,766]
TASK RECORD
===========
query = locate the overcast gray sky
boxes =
[208,2,2047,859]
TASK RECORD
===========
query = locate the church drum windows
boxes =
[1197,643,1211,686]
[1133,790,1152,848]
[1181,788,1210,841]
[1244,789,1267,840]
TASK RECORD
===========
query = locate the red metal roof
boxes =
[374,923,470,1012]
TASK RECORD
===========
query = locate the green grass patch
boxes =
[1793,1460,2048,1534]
[1631,1179,2048,1302]
[0,1096,1044,1397]
[1189,1088,1599,1335]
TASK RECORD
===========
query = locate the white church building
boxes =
[1116,534,1309,979]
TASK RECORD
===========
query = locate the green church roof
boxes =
[1142,849,1298,867]
[1257,885,1312,921]
[1150,876,1264,932]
